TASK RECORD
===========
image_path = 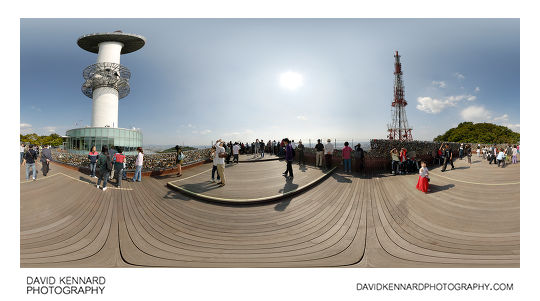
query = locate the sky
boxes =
[20,18,519,146]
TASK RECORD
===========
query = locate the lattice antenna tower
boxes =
[387,51,413,141]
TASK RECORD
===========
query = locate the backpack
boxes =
[178,152,185,161]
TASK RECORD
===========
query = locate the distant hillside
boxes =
[433,122,519,144]
[158,146,198,153]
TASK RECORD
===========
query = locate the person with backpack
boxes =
[96,145,112,191]
[21,143,38,181]
[113,147,126,188]
[175,145,184,177]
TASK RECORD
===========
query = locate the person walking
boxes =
[96,145,112,191]
[175,145,184,177]
[113,147,126,188]
[21,144,38,181]
[131,147,144,182]
[282,138,294,178]
[88,145,99,178]
[297,140,305,165]
[342,142,353,173]
[215,140,226,187]
[440,143,455,172]
[512,145,518,164]
[232,142,240,163]
[20,143,25,164]
[40,145,53,176]
[415,161,430,193]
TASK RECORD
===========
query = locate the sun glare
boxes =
[279,71,303,90]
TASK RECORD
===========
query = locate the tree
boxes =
[433,122,519,144]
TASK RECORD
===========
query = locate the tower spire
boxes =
[387,50,413,141]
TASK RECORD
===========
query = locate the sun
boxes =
[279,71,303,90]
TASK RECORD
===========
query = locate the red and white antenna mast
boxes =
[387,50,413,141]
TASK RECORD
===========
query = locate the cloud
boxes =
[460,105,491,122]
[474,86,480,93]
[20,123,34,134]
[200,129,212,135]
[20,123,32,129]
[431,81,446,88]
[460,106,520,132]
[42,126,57,133]
[454,72,465,80]
[187,123,194,128]
[30,106,41,112]
[297,115,308,121]
[416,94,476,114]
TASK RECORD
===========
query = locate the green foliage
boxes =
[20,133,64,147]
[433,122,520,144]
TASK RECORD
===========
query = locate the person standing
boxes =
[297,140,305,165]
[260,139,265,158]
[131,147,144,182]
[232,142,240,163]
[254,139,260,159]
[113,147,126,188]
[324,139,335,169]
[88,145,99,178]
[215,140,226,187]
[354,144,365,171]
[313,139,322,168]
[20,143,25,164]
[415,161,430,193]
[476,144,481,157]
[390,148,400,175]
[465,144,472,165]
[40,145,53,176]
[210,145,221,182]
[497,149,506,167]
[21,144,38,181]
[175,145,184,177]
[282,138,294,178]
[96,145,112,191]
[399,147,407,174]
[506,144,513,165]
[108,146,117,180]
[511,145,518,164]
[459,143,464,160]
[342,142,353,173]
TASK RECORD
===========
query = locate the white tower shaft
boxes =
[91,41,124,128]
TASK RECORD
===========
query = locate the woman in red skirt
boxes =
[416,161,430,193]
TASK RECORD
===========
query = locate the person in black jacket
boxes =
[21,144,38,180]
[315,139,324,168]
[440,144,455,172]
[40,145,53,176]
[96,145,112,191]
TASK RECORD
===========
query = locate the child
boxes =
[416,161,430,193]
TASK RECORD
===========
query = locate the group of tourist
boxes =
[21,143,52,180]
[480,144,519,167]
[389,147,420,175]
[92,145,144,191]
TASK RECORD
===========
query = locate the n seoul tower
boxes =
[77,30,146,128]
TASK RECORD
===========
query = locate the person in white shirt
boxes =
[232,142,240,163]
[415,161,430,193]
[291,140,297,149]
[215,140,226,186]
[210,145,221,182]
[324,139,334,169]
[20,143,25,164]
[131,147,144,182]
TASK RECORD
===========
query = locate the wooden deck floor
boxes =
[20,157,519,267]
[167,161,335,203]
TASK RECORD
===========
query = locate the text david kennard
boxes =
[27,276,106,295]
